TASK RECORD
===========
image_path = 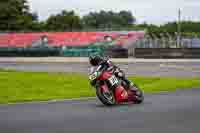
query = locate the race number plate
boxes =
[108,75,119,86]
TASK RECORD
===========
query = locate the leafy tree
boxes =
[46,10,82,31]
[0,0,36,31]
[151,21,200,37]
[82,10,136,29]
[119,11,135,25]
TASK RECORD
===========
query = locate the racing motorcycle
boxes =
[89,65,144,106]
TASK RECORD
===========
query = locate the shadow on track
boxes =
[95,102,145,108]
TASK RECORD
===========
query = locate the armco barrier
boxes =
[62,45,113,57]
[0,45,128,57]
[0,47,60,57]
[135,48,200,58]
[104,47,128,58]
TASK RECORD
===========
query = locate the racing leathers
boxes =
[90,57,133,90]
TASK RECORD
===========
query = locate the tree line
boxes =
[1,0,200,37]
[0,0,135,32]
[138,21,200,38]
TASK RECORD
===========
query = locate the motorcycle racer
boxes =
[89,54,133,90]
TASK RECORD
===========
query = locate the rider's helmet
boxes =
[89,53,104,66]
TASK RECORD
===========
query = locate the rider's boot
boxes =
[123,78,142,97]
[123,78,134,90]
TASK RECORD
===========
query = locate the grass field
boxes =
[0,69,200,104]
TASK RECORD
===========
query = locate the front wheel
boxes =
[130,84,144,104]
[96,86,116,106]
[135,88,144,104]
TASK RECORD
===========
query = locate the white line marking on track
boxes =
[0,97,97,106]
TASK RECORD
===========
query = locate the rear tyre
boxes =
[96,86,116,106]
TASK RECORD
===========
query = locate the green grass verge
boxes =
[0,69,200,104]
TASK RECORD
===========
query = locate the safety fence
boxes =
[134,48,200,59]
[135,36,200,48]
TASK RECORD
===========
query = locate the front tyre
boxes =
[131,84,144,104]
[96,86,116,106]
[135,88,144,104]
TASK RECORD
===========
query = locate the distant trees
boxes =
[1,0,200,37]
[46,10,82,31]
[82,10,136,29]
[0,0,37,31]
[0,1,136,32]
[146,21,200,37]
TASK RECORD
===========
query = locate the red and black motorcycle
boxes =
[89,65,144,106]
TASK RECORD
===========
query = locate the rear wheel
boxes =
[96,86,116,106]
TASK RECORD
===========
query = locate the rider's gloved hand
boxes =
[90,80,96,87]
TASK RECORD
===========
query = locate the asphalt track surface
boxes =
[0,89,200,133]
[0,58,200,133]
[0,62,200,77]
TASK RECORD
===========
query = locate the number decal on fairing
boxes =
[108,75,119,86]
